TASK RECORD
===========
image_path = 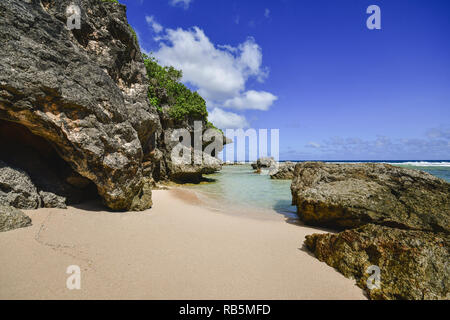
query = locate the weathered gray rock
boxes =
[305,224,450,300]
[291,162,450,232]
[270,161,295,179]
[292,162,450,300]
[149,106,224,183]
[130,177,153,211]
[39,191,67,209]
[164,145,222,183]
[251,157,278,175]
[0,161,41,209]
[256,157,277,170]
[0,205,32,232]
[0,0,160,210]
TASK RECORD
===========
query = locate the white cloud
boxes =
[208,108,249,129]
[155,28,266,102]
[154,27,275,104]
[145,16,163,33]
[170,0,192,9]
[238,38,269,82]
[224,90,277,111]
[264,8,270,18]
[426,127,450,140]
[149,23,276,128]
[306,142,321,148]
[303,131,450,159]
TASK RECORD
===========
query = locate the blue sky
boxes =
[122,0,450,160]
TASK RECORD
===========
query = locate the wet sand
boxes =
[0,189,365,300]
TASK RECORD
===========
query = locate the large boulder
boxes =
[270,161,296,179]
[256,157,277,169]
[0,0,159,210]
[39,191,67,209]
[305,224,450,300]
[0,205,32,232]
[167,149,222,183]
[0,160,41,209]
[252,157,278,174]
[291,162,450,232]
[292,162,450,300]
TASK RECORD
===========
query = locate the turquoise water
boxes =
[186,165,297,217]
[186,162,450,217]
[388,162,450,182]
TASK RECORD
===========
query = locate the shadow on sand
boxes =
[70,200,117,213]
[273,200,342,234]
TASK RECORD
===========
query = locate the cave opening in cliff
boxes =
[0,119,100,206]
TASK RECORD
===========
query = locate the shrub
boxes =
[143,54,208,122]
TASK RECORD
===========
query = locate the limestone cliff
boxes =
[0,0,224,211]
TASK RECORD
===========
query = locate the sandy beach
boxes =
[0,189,365,300]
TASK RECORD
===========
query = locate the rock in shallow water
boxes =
[0,205,32,232]
[270,161,296,180]
[305,224,450,300]
[254,157,277,171]
[252,158,295,179]
[291,162,450,232]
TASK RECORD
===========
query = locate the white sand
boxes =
[0,189,365,300]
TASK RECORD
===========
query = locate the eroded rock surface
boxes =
[0,160,41,209]
[305,224,450,300]
[291,162,450,300]
[0,0,159,210]
[291,162,450,232]
[149,106,224,183]
[0,205,32,232]
[251,157,278,174]
[270,161,295,180]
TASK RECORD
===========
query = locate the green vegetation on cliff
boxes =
[143,54,208,122]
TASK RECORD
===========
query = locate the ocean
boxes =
[186,161,450,217]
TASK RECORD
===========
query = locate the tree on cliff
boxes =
[143,53,218,131]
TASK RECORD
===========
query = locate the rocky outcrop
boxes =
[0,0,159,210]
[39,191,67,209]
[0,122,100,209]
[252,158,296,179]
[0,0,226,211]
[148,106,224,183]
[129,177,153,211]
[270,161,295,180]
[252,157,277,173]
[167,151,222,183]
[291,162,449,232]
[305,224,449,300]
[291,162,450,300]
[0,160,42,209]
[0,205,32,232]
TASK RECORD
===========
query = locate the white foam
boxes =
[389,161,450,167]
